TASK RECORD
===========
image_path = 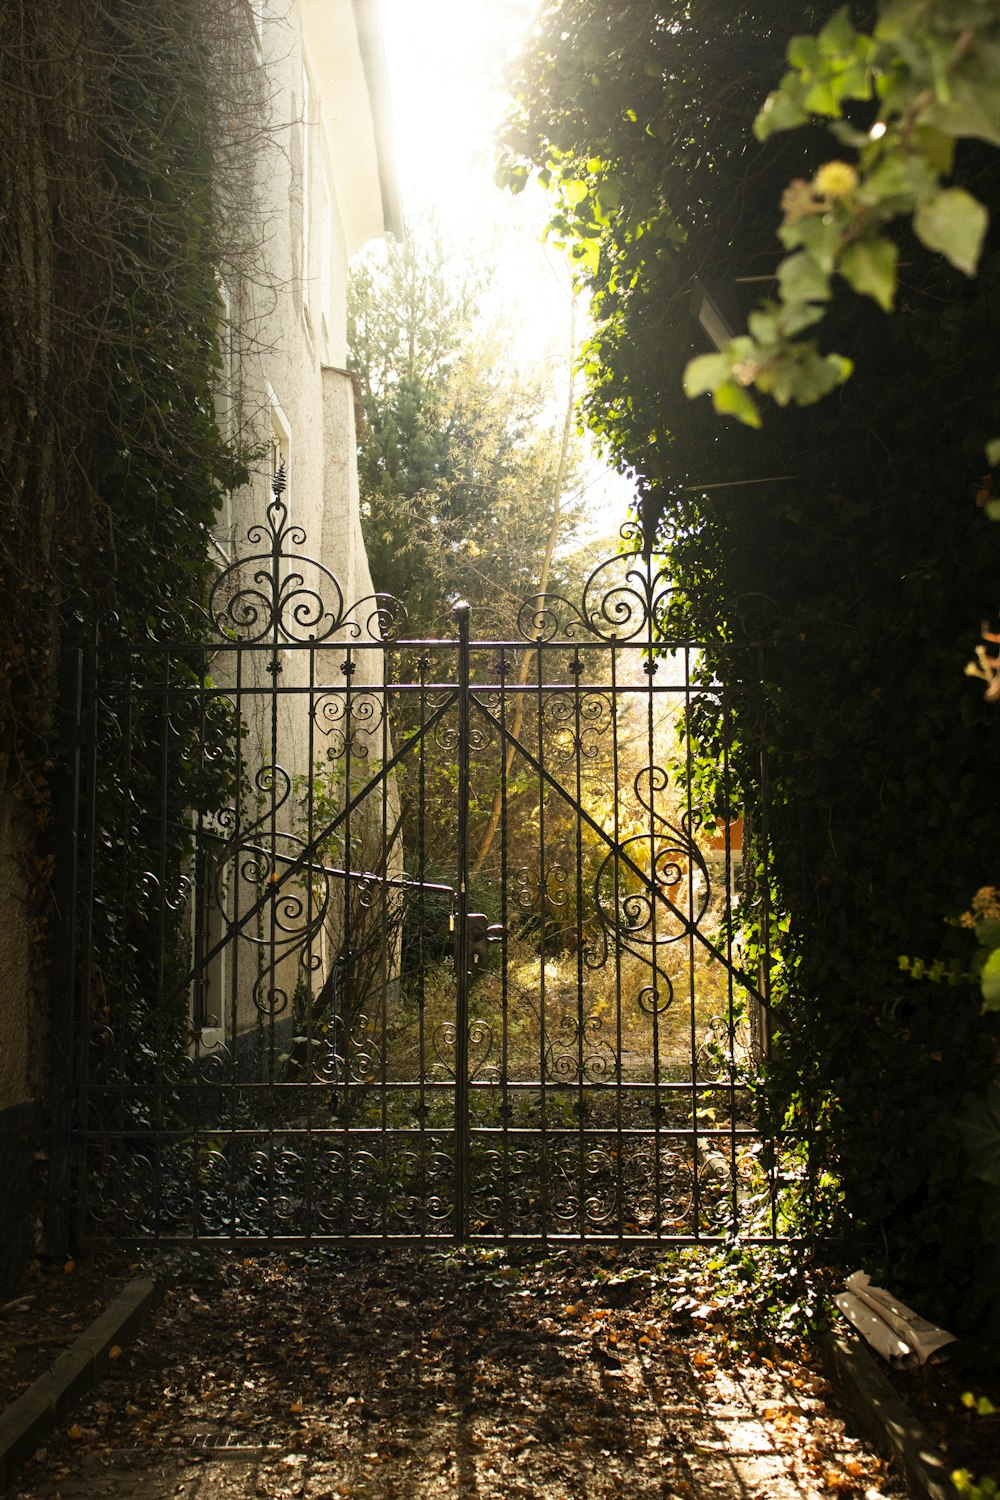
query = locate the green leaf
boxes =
[802,79,840,116]
[763,348,853,406]
[563,179,589,207]
[778,301,826,337]
[787,35,821,71]
[929,52,1000,150]
[713,380,762,428]
[839,237,898,311]
[985,437,1000,468]
[913,188,989,276]
[864,152,937,208]
[975,919,1000,949]
[683,352,731,399]
[830,119,871,149]
[818,7,856,58]
[780,213,841,272]
[748,308,780,344]
[778,251,832,305]
[982,948,1000,1011]
[876,0,931,39]
[958,1085,1000,1185]
[754,84,809,140]
[912,125,956,176]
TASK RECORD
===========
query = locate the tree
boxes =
[347,227,585,888]
[501,0,1000,1327]
[348,228,582,640]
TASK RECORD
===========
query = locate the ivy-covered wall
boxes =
[502,0,1000,1334]
[0,0,252,1289]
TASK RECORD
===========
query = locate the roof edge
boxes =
[352,0,405,242]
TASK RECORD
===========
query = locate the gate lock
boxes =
[453,912,505,976]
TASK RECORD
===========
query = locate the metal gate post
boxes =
[453,600,472,1240]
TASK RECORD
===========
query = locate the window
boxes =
[319,165,333,345]
[300,69,313,321]
[247,0,265,51]
[268,387,291,506]
[210,278,235,562]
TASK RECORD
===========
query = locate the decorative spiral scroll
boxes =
[431,1018,497,1081]
[209,481,406,644]
[199,824,331,1023]
[540,688,614,761]
[729,590,781,642]
[434,715,493,754]
[515,544,680,644]
[544,1012,618,1085]
[313,691,387,756]
[582,763,713,1016]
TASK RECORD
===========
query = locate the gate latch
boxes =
[458,913,505,976]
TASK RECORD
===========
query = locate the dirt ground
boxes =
[4,1248,909,1500]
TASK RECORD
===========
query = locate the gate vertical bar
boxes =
[46,647,83,1255]
[453,601,472,1240]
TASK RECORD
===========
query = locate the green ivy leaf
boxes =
[683,352,731,399]
[748,308,780,344]
[913,187,989,276]
[818,7,856,58]
[778,300,827,337]
[975,918,1000,949]
[778,251,832,305]
[839,237,898,311]
[754,83,809,140]
[912,125,956,176]
[780,213,841,272]
[930,55,1000,150]
[957,1084,1000,1186]
[787,34,821,70]
[713,380,762,428]
[981,948,1000,1011]
[802,79,840,116]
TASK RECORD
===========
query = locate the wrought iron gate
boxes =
[59,486,801,1247]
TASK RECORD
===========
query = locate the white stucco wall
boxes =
[200,0,394,1045]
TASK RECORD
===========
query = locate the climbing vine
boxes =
[681,1,1000,438]
[501,0,1000,1333]
[0,0,268,1113]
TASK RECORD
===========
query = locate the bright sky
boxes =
[378,0,636,540]
[379,0,536,222]
[380,0,571,360]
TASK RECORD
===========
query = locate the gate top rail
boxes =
[99,476,777,654]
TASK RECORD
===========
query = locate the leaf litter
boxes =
[8,1248,906,1499]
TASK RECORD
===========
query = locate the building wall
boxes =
[190,0,396,1057]
[0,0,397,1286]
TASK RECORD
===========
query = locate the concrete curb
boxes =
[0,1276,162,1493]
[823,1328,957,1500]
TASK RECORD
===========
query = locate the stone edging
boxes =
[823,1328,957,1500]
[0,1277,162,1492]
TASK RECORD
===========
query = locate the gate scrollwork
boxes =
[208,480,406,644]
